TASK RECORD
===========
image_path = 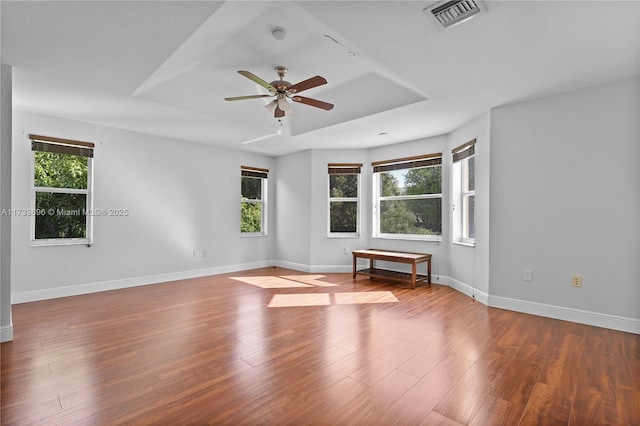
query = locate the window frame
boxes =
[452,139,476,246]
[372,153,443,242]
[29,135,94,247]
[327,163,362,238]
[240,166,268,237]
[461,155,475,242]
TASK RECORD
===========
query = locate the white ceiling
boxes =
[2,1,639,157]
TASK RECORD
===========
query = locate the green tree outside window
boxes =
[34,151,89,239]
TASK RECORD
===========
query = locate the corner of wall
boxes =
[1,64,14,342]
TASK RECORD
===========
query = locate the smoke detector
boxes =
[424,0,487,29]
[271,27,287,40]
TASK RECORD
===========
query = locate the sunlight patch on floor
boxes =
[267,293,331,307]
[267,291,399,308]
[230,276,313,289]
[279,275,339,287]
[334,291,399,305]
[231,274,339,288]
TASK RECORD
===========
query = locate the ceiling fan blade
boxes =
[287,76,327,94]
[237,70,276,92]
[292,96,334,111]
[274,106,285,118]
[225,94,273,101]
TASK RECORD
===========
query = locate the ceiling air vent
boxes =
[424,0,487,29]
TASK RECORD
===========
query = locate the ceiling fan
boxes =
[224,66,334,118]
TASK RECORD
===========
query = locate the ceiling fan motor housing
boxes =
[270,80,292,93]
[272,66,292,93]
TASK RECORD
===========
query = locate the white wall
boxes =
[489,77,639,326]
[447,112,491,301]
[1,64,13,341]
[274,150,312,269]
[11,110,275,302]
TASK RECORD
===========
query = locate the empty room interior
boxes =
[1,1,639,425]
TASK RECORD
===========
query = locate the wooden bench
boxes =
[352,249,432,289]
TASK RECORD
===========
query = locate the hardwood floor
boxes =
[2,267,638,425]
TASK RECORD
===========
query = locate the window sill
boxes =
[373,235,442,243]
[241,232,267,238]
[453,240,475,247]
[327,233,360,239]
[30,239,92,247]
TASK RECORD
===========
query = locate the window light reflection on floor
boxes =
[231,275,400,308]
[230,275,338,288]
[229,276,313,288]
[267,293,331,307]
[267,291,399,308]
[279,275,339,287]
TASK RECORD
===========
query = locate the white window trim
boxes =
[240,173,268,237]
[30,153,93,247]
[460,155,475,244]
[453,240,475,247]
[327,172,360,238]
[372,169,443,242]
[452,141,475,246]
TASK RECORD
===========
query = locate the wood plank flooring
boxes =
[2,267,639,425]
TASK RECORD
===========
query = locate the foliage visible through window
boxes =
[328,164,361,235]
[373,155,442,239]
[31,135,94,242]
[241,167,267,234]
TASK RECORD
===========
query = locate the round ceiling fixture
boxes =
[271,27,287,40]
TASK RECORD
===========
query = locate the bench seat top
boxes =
[352,249,431,262]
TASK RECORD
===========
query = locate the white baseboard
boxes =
[1,309,13,342]
[310,264,352,273]
[489,294,640,335]
[1,324,13,342]
[272,260,312,273]
[273,261,360,274]
[447,276,490,305]
[11,260,272,304]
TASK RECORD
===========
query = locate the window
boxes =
[241,166,268,235]
[452,139,475,244]
[328,163,361,237]
[372,153,442,240]
[30,134,94,245]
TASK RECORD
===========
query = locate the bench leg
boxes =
[412,263,416,289]
[352,255,356,279]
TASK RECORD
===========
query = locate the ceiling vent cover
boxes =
[424,0,487,29]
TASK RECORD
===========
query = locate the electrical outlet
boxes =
[523,269,533,281]
[344,247,350,254]
[202,250,207,258]
[193,249,199,258]
[572,275,582,287]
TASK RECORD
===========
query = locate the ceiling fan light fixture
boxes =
[265,99,278,114]
[278,95,293,114]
